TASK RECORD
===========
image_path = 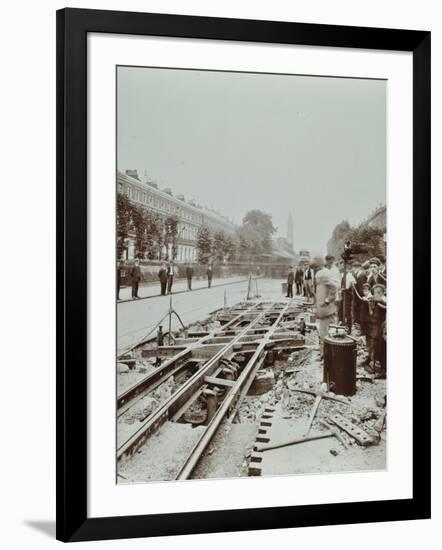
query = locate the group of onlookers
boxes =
[286,265,315,299]
[157,261,175,296]
[157,263,213,295]
[349,257,387,377]
[288,254,387,378]
[117,260,214,300]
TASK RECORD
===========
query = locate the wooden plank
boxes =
[204,376,235,388]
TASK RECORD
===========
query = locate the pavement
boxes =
[117,277,285,355]
[117,275,249,302]
[257,409,386,477]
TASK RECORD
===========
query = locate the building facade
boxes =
[117,170,236,262]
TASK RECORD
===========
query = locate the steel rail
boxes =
[117,302,262,416]
[174,300,292,480]
[117,301,277,460]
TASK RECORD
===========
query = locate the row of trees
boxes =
[327,219,386,261]
[117,191,278,264]
[196,226,235,264]
[196,210,277,264]
[117,193,178,260]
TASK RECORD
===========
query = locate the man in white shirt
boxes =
[167,261,174,294]
[315,259,338,357]
[303,264,315,301]
[324,255,340,286]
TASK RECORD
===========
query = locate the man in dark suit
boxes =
[117,260,125,301]
[130,259,141,299]
[367,257,382,288]
[287,266,295,298]
[295,266,304,295]
[158,263,167,296]
[206,265,213,288]
[303,264,315,301]
[186,265,194,290]
[167,261,175,294]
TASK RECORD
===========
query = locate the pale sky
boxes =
[117,66,386,255]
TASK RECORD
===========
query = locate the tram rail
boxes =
[117,298,309,480]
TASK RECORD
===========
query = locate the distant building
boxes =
[298,249,311,266]
[118,170,235,261]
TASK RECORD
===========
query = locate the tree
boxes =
[116,193,131,259]
[131,204,148,259]
[327,220,351,258]
[164,215,178,260]
[327,218,386,262]
[196,225,213,264]
[117,191,168,260]
[147,211,165,260]
[213,231,229,263]
[347,224,385,260]
[223,235,236,262]
[241,210,276,256]
[236,225,262,261]
[236,230,251,262]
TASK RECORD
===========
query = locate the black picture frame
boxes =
[56,8,431,542]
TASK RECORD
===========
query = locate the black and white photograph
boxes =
[116,66,388,483]
[0,0,437,546]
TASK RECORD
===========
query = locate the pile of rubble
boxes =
[238,331,387,457]
[122,376,177,425]
[280,353,386,443]
[117,359,158,394]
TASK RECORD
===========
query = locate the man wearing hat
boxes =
[158,262,168,296]
[366,283,387,376]
[367,257,382,288]
[295,265,304,295]
[303,263,315,302]
[130,259,142,299]
[315,259,338,357]
[167,261,175,294]
[286,266,295,298]
[359,282,372,340]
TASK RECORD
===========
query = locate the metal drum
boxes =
[323,327,357,396]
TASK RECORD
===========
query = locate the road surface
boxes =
[118,275,249,302]
[117,277,287,355]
